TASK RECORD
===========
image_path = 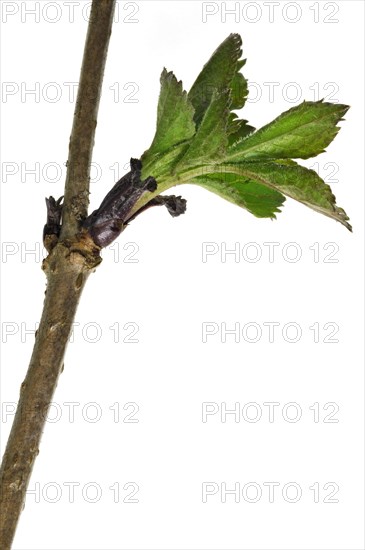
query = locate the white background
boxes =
[0,1,364,549]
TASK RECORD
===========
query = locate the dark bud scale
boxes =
[43,196,63,252]
[43,159,186,250]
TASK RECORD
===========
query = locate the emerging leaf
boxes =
[226,100,349,162]
[227,113,255,145]
[192,171,286,219]
[175,88,230,168]
[131,34,351,231]
[143,68,195,158]
[230,59,249,110]
[141,34,253,184]
[220,160,352,230]
[188,33,248,127]
[141,141,189,182]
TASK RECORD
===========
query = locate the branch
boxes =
[61,0,116,239]
[0,1,116,547]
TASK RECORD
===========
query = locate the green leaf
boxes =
[227,113,255,145]
[144,68,196,158]
[188,33,247,127]
[192,171,286,219]
[175,88,230,168]
[230,59,248,110]
[135,34,351,233]
[220,160,351,230]
[141,141,190,182]
[226,100,350,162]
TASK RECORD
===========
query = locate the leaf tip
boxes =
[228,32,242,47]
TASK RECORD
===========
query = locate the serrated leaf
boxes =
[226,100,350,162]
[227,113,255,145]
[133,35,351,233]
[192,171,286,219]
[230,59,248,110]
[220,160,351,230]
[188,33,246,127]
[144,68,196,158]
[175,88,230,168]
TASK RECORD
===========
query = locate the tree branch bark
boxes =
[0,1,116,547]
[62,0,116,239]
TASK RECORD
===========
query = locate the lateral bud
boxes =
[43,196,63,252]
